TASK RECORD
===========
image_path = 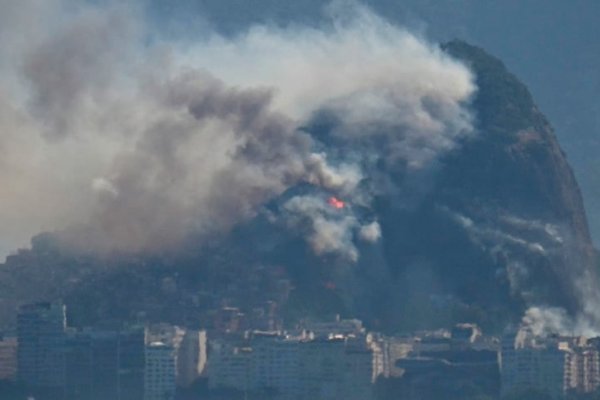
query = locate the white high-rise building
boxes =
[564,341,600,394]
[144,342,176,400]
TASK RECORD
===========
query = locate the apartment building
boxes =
[0,335,17,381]
[17,302,67,396]
[144,342,177,400]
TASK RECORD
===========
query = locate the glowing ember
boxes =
[328,196,345,209]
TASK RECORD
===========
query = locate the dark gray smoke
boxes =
[0,0,475,257]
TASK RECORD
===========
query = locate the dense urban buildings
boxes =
[15,302,145,400]
[0,334,17,381]
[207,329,376,400]
[10,301,600,399]
[385,325,500,400]
[500,328,600,398]
[61,327,145,400]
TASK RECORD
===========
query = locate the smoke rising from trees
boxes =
[0,0,475,257]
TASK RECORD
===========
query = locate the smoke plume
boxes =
[4,1,597,337]
[0,0,475,258]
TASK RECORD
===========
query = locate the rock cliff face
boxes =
[282,40,600,331]
[442,40,592,244]
[0,41,597,333]
[382,40,599,327]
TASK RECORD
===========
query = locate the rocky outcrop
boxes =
[408,41,598,325]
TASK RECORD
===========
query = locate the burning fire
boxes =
[328,196,345,209]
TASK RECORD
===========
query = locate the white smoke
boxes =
[359,221,382,242]
[523,306,600,338]
[444,206,600,336]
[282,195,378,262]
[0,0,475,258]
[304,153,362,195]
[91,178,119,198]
[522,307,572,337]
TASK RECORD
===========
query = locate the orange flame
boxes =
[328,196,345,209]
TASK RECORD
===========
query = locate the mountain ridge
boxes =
[0,40,597,334]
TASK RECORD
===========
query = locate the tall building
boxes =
[251,332,301,397]
[91,331,121,400]
[500,330,566,398]
[118,327,146,400]
[144,342,177,400]
[207,330,375,400]
[64,331,92,400]
[63,326,145,400]
[16,302,144,400]
[564,340,600,394]
[344,336,377,400]
[0,335,17,381]
[500,330,600,399]
[298,335,374,400]
[62,327,145,400]
[17,302,67,397]
[208,337,252,391]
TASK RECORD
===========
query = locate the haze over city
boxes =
[1,1,600,400]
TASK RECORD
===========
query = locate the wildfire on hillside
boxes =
[328,197,345,209]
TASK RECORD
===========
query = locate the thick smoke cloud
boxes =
[4,0,595,337]
[23,6,138,139]
[0,0,475,258]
